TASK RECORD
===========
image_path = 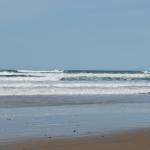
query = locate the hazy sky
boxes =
[0,0,150,70]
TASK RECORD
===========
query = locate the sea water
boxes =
[0,70,150,95]
[1,70,150,142]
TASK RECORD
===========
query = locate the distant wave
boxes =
[0,70,150,81]
[142,70,150,74]
[17,69,64,73]
[61,77,150,81]
[0,69,19,73]
[0,69,64,73]
[64,70,143,74]
[0,75,40,78]
[0,69,146,74]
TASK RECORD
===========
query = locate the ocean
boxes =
[0,69,150,96]
[1,70,150,142]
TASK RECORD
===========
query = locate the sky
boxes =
[0,0,150,70]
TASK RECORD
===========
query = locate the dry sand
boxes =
[1,129,150,150]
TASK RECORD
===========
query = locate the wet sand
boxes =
[1,95,150,108]
[1,129,150,150]
[1,95,150,149]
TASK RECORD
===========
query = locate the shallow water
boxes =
[0,101,150,142]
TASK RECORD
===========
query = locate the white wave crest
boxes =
[0,70,150,81]
[0,86,150,96]
[142,70,150,74]
[0,70,150,96]
[17,69,64,73]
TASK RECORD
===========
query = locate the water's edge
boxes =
[0,94,150,108]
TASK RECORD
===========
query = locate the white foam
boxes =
[0,86,150,96]
[143,70,150,74]
[0,72,150,82]
[0,82,150,88]
[0,70,150,96]
[1,70,150,81]
[17,69,64,73]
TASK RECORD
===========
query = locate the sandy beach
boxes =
[1,95,150,150]
[1,129,150,150]
[1,95,150,146]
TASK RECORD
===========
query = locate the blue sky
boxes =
[0,0,150,70]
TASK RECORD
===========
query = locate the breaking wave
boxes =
[0,69,150,96]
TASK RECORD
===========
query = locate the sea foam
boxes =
[0,70,150,95]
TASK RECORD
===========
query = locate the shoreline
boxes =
[1,94,150,149]
[1,128,150,150]
[1,96,150,142]
[1,94,150,108]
